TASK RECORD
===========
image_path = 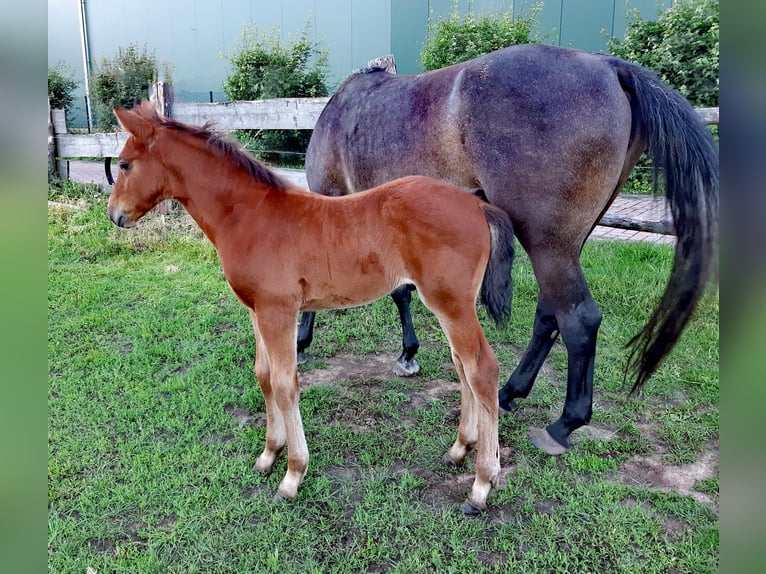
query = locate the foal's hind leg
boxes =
[433,308,501,514]
[392,284,420,376]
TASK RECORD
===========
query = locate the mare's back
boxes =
[305,44,631,202]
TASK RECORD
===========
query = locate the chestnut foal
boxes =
[107,102,515,514]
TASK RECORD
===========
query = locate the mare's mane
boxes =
[138,107,290,191]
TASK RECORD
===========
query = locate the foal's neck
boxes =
[169,135,272,245]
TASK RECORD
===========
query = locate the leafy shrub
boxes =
[421,4,541,71]
[223,25,329,165]
[608,0,718,107]
[90,43,172,132]
[48,63,79,114]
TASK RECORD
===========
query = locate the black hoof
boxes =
[441,452,459,466]
[460,501,483,516]
[273,492,288,504]
[252,465,272,477]
[498,399,517,416]
[297,351,311,365]
[498,391,518,414]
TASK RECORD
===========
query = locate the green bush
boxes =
[90,43,171,132]
[223,25,329,166]
[48,63,79,114]
[608,0,718,107]
[421,4,541,71]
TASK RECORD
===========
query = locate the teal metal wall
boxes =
[391,0,674,75]
[49,0,672,127]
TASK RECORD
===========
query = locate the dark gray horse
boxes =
[298,44,718,455]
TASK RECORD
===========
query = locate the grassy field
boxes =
[48,182,718,573]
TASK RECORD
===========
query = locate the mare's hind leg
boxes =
[533,292,601,454]
[498,298,559,413]
[392,284,420,376]
[519,257,601,455]
[296,311,315,364]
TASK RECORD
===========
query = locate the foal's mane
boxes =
[143,109,290,191]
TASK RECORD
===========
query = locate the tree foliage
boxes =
[421,4,541,71]
[223,25,329,165]
[90,44,170,132]
[609,0,718,107]
[48,63,79,113]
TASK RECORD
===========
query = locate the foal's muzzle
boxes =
[107,204,135,228]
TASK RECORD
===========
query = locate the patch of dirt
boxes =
[298,353,401,388]
[617,449,718,509]
[223,403,254,427]
[299,353,462,428]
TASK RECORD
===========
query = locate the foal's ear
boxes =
[114,107,156,144]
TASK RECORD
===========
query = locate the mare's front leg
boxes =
[252,308,309,500]
[391,284,420,376]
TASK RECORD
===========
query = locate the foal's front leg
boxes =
[252,308,309,501]
[250,311,286,475]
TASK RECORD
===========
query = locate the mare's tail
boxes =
[479,204,515,327]
[612,59,719,394]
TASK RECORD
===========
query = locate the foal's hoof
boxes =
[460,501,484,516]
[529,427,568,456]
[252,464,272,477]
[441,452,458,467]
[297,351,311,365]
[393,357,420,377]
[273,492,289,504]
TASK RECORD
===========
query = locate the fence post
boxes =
[149,81,174,117]
[48,99,56,180]
[149,82,176,216]
[50,105,69,180]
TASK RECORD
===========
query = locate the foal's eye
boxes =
[118,160,130,171]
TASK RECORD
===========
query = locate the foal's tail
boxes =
[479,204,515,327]
[613,59,719,394]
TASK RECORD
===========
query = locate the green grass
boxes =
[48,184,718,573]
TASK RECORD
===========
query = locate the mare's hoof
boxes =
[393,357,420,377]
[297,351,311,365]
[498,399,517,417]
[529,427,568,456]
[460,501,483,516]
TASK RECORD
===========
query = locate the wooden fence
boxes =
[49,83,719,234]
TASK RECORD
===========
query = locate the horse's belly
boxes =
[298,266,403,312]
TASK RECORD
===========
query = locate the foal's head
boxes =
[107,101,174,228]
